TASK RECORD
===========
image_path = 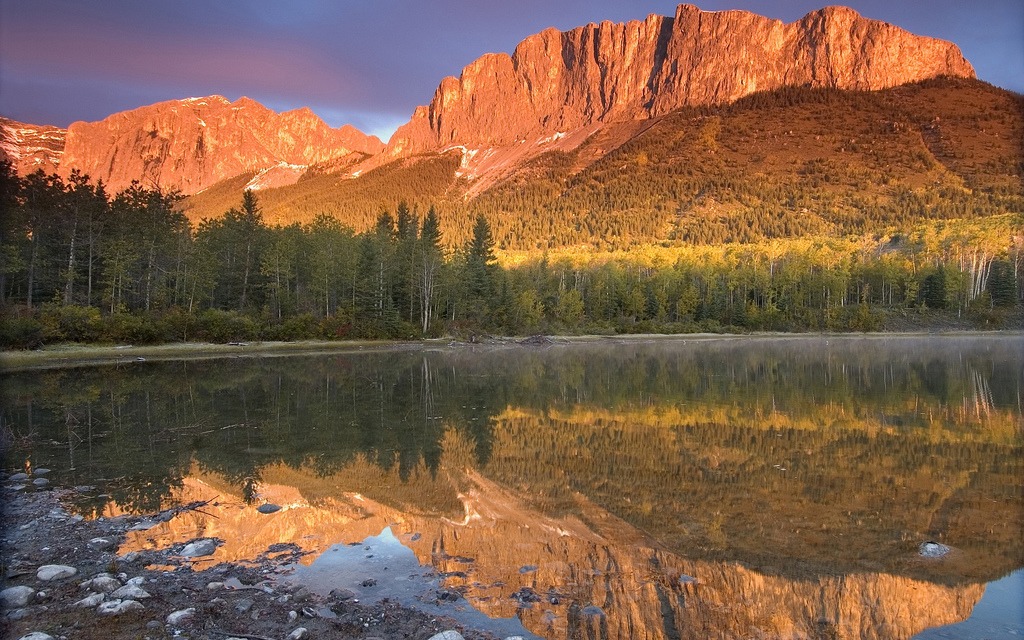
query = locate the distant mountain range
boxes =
[4,3,1019,248]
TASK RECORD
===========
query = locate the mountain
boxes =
[382,4,974,163]
[6,3,1015,250]
[184,77,1023,248]
[0,117,66,176]
[56,95,383,195]
[182,3,1014,248]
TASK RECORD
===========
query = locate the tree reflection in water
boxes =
[3,336,1021,639]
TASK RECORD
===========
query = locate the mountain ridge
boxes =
[379,4,974,164]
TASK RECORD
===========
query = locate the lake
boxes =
[2,335,1022,639]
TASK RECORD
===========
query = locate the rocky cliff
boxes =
[58,96,384,195]
[0,117,66,177]
[384,4,975,158]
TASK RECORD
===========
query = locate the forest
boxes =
[0,159,1020,349]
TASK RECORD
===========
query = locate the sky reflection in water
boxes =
[3,335,1022,639]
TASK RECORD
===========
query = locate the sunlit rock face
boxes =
[384,4,974,158]
[0,117,65,176]
[58,96,384,195]
[117,462,983,640]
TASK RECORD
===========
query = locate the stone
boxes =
[179,539,218,558]
[88,537,115,551]
[118,551,141,563]
[18,633,55,640]
[427,632,464,640]
[97,598,145,615]
[32,478,49,487]
[166,607,196,625]
[919,541,952,558]
[32,468,50,476]
[234,598,254,613]
[9,472,29,482]
[207,581,225,591]
[36,564,77,581]
[427,632,465,640]
[286,628,309,640]
[1,585,36,609]
[83,575,122,593]
[73,593,105,607]
[145,620,163,630]
[110,584,151,600]
[257,503,281,514]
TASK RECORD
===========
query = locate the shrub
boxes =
[195,309,260,343]
[0,315,44,349]
[39,304,103,343]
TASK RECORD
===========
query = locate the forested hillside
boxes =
[184,78,1023,250]
[1,157,1020,348]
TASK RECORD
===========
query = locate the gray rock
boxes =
[179,539,218,558]
[126,576,145,586]
[207,581,225,591]
[73,593,105,608]
[234,597,254,613]
[919,541,951,558]
[36,564,77,581]
[145,620,163,630]
[1,585,36,609]
[257,503,281,514]
[166,607,196,625]
[18,633,55,640]
[9,473,29,482]
[118,551,141,563]
[286,628,309,640]
[97,598,145,615]
[427,632,465,640]
[32,478,49,487]
[110,584,151,600]
[32,468,50,476]
[83,575,122,593]
[88,537,116,551]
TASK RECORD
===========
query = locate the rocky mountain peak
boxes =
[56,95,383,195]
[382,3,974,160]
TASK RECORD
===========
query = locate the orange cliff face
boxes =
[382,4,975,161]
[56,96,384,196]
[113,462,984,640]
[0,117,65,176]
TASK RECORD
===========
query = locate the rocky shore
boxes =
[1,478,511,640]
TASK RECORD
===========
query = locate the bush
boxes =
[0,315,44,349]
[39,304,103,343]
[104,313,162,344]
[195,309,261,343]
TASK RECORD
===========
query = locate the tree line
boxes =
[0,162,1020,348]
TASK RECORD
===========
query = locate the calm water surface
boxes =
[3,335,1022,639]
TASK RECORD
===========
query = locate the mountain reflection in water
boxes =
[3,336,1022,639]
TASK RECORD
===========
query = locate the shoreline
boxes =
[2,330,1021,372]
[0,483,505,640]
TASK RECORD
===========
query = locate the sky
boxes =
[1,0,1021,142]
